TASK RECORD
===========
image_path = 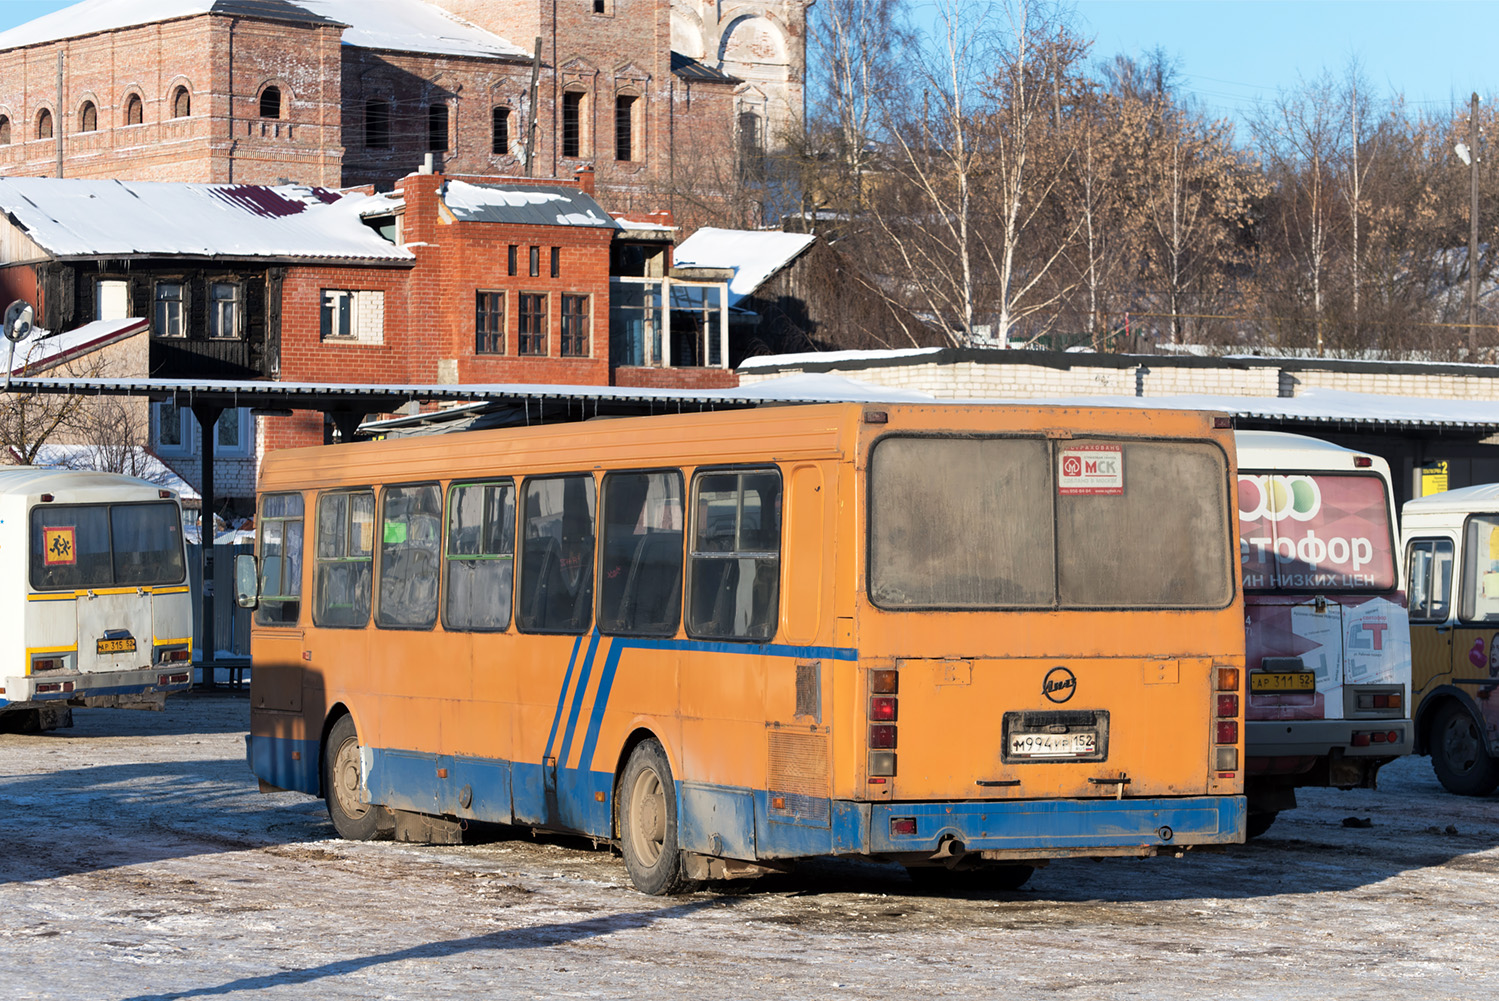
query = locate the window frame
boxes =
[428,103,449,152]
[1458,515,1499,625]
[518,292,549,356]
[515,472,598,635]
[1237,469,1399,595]
[313,488,377,629]
[476,290,507,355]
[561,89,585,159]
[443,478,518,633]
[208,281,243,340]
[154,281,186,338]
[259,86,282,120]
[491,105,511,155]
[615,93,637,162]
[560,293,590,358]
[28,500,187,592]
[684,465,783,643]
[1406,536,1455,624]
[255,492,306,627]
[375,482,443,631]
[598,468,685,638]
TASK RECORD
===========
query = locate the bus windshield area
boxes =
[869,436,1232,609]
[1238,473,1395,592]
[29,502,186,590]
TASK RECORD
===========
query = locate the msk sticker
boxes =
[1058,444,1124,495]
[43,526,77,565]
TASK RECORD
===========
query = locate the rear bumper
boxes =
[861,794,1245,855]
[1247,719,1412,758]
[0,669,191,710]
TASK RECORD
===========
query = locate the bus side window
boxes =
[1461,516,1499,623]
[686,468,781,642]
[1406,538,1453,623]
[377,483,442,630]
[314,490,375,628]
[256,493,305,626]
[445,480,516,632]
[517,475,596,633]
[598,470,684,637]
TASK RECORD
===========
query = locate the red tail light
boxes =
[869,725,897,749]
[870,696,897,721]
[1217,694,1238,718]
[1216,721,1238,744]
[890,817,917,836]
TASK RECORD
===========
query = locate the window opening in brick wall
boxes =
[739,110,765,182]
[529,246,541,277]
[321,290,386,344]
[124,94,142,126]
[428,104,449,152]
[260,86,281,120]
[550,247,560,278]
[492,106,511,155]
[519,293,548,356]
[209,282,242,339]
[476,291,506,354]
[508,245,518,276]
[172,86,190,119]
[594,0,608,13]
[365,101,390,148]
[615,94,636,161]
[36,109,53,140]
[562,91,584,158]
[561,294,590,358]
[154,401,189,456]
[154,283,185,337]
[0,116,11,144]
[79,101,97,132]
[216,408,251,457]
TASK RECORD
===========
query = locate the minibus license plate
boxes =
[97,638,137,655]
[1251,672,1314,692]
[1008,732,1097,759]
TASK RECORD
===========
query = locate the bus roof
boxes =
[1403,481,1499,516]
[1234,430,1387,473]
[0,466,178,500]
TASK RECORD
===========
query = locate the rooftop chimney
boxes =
[574,163,595,196]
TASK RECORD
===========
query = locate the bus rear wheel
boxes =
[1430,702,1499,797]
[618,739,690,895]
[323,715,391,841]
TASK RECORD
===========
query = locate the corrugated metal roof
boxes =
[0,177,413,263]
[439,180,618,229]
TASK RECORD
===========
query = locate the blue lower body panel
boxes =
[246,734,320,796]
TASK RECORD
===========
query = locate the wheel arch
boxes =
[317,701,355,799]
[610,724,675,839]
[1414,686,1491,755]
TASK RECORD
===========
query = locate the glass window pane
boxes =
[870,438,1053,608]
[31,505,113,589]
[1239,473,1396,592]
[377,484,442,629]
[1461,517,1499,623]
[517,475,596,633]
[257,493,303,626]
[599,471,683,636]
[314,491,373,628]
[687,469,780,640]
[446,481,516,631]
[110,503,187,585]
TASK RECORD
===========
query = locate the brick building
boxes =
[0,0,809,224]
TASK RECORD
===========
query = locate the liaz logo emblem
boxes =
[1043,666,1077,703]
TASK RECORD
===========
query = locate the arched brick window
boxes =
[172,86,191,118]
[491,106,511,155]
[79,101,97,132]
[124,94,143,126]
[36,109,53,140]
[260,86,281,119]
[0,116,10,145]
[561,89,585,159]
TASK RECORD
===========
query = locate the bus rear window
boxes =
[869,436,1232,610]
[1238,473,1395,591]
[30,502,185,590]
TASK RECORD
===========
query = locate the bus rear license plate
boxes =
[1251,672,1315,692]
[97,638,137,655]
[1007,732,1098,759]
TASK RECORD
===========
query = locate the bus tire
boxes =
[323,715,391,841]
[1430,702,1499,797]
[618,739,691,895]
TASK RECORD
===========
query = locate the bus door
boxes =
[1405,536,1455,707]
[1447,517,1499,743]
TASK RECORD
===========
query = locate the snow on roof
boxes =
[0,0,529,59]
[7,318,148,377]
[672,228,816,304]
[1404,481,1499,515]
[440,180,618,229]
[0,178,413,262]
[17,444,199,500]
[0,459,195,500]
[740,346,947,371]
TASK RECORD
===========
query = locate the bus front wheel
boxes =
[618,739,691,895]
[323,715,392,841]
[1430,702,1499,797]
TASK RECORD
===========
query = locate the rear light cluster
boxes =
[1352,730,1403,747]
[31,657,66,672]
[35,681,75,694]
[1214,666,1240,775]
[158,648,192,665]
[868,669,898,782]
[158,673,191,687]
[1356,692,1402,711]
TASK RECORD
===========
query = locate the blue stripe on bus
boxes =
[29,681,191,701]
[574,639,626,774]
[543,634,584,764]
[556,631,602,770]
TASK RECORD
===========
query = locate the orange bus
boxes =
[239,403,1246,894]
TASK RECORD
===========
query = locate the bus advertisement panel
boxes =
[242,404,1246,894]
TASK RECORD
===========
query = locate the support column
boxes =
[191,403,223,690]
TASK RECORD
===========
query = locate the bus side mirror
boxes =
[235,554,260,609]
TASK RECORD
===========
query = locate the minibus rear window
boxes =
[1238,473,1395,592]
[30,501,186,590]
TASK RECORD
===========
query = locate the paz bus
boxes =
[0,468,194,732]
[1234,433,1410,836]
[1400,483,1499,795]
[239,403,1247,894]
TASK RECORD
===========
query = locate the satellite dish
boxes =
[3,300,34,343]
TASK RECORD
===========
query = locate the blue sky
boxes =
[2,0,1497,126]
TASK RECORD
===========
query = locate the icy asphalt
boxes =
[1,693,1495,1000]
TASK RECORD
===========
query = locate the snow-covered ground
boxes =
[2,695,1496,1000]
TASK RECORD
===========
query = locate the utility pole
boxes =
[523,36,542,177]
[55,51,64,178]
[1470,91,1481,358]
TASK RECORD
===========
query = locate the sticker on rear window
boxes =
[1058,445,1123,495]
[43,526,77,565]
